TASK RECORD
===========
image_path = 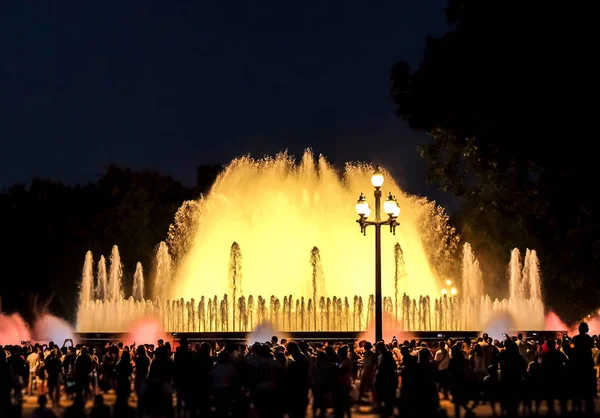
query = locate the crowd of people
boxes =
[1,323,599,418]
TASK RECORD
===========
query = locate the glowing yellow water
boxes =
[172,151,440,301]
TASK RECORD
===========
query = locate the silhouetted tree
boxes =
[390,0,598,322]
[0,167,195,322]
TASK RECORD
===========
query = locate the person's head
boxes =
[579,322,589,335]
[120,350,131,363]
[482,333,489,340]
[338,345,349,360]
[198,342,210,355]
[400,346,411,358]
[364,342,373,353]
[474,343,483,355]
[157,339,164,347]
[417,347,431,363]
[180,336,188,348]
[280,338,287,346]
[117,342,123,349]
[38,395,48,407]
[450,344,462,359]
[271,335,278,345]
[505,339,518,352]
[136,345,147,357]
[487,364,498,376]
[517,333,524,341]
[546,339,556,351]
[286,341,299,357]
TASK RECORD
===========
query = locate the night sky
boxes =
[1,1,451,202]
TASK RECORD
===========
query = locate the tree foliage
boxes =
[0,167,199,322]
[390,0,598,322]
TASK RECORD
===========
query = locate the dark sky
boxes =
[0,1,452,203]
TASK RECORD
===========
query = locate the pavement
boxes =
[17,392,600,417]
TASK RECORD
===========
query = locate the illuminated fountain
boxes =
[76,150,546,333]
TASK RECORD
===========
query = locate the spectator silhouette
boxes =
[542,338,567,414]
[567,322,596,415]
[482,365,500,417]
[415,348,439,417]
[32,395,57,418]
[375,347,398,418]
[498,339,526,416]
[285,342,310,418]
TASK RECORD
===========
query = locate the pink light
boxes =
[545,311,569,332]
[359,312,415,343]
[124,317,168,347]
[0,313,31,346]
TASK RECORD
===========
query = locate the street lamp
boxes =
[355,166,400,342]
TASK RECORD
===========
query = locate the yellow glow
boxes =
[363,206,372,219]
[383,194,397,216]
[172,150,440,301]
[450,287,457,295]
[441,289,447,295]
[355,194,369,216]
[446,279,452,285]
[371,167,384,188]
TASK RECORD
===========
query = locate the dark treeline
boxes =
[0,165,222,323]
[390,0,598,322]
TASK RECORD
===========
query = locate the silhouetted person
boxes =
[415,348,439,418]
[498,339,527,416]
[191,342,213,418]
[173,336,194,417]
[253,343,283,418]
[133,344,150,398]
[31,395,57,418]
[143,344,175,418]
[375,347,397,418]
[285,342,310,418]
[311,350,334,418]
[524,360,542,416]
[357,342,375,405]
[0,348,14,417]
[8,346,26,405]
[541,338,567,414]
[115,349,133,401]
[211,350,238,418]
[45,350,62,408]
[333,345,353,418]
[74,347,92,400]
[434,341,450,400]
[482,365,500,417]
[448,344,467,418]
[567,322,596,415]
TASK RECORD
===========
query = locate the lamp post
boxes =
[355,166,400,343]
